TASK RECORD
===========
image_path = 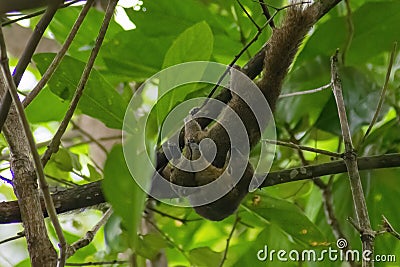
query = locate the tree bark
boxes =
[1,79,57,266]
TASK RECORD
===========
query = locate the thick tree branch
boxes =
[0,43,58,267]
[0,153,399,224]
[0,0,70,14]
[0,27,67,265]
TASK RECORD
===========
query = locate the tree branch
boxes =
[331,50,374,267]
[0,27,67,266]
[0,37,58,267]
[0,153,399,224]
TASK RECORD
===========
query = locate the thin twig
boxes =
[259,0,275,28]
[319,182,346,239]
[380,215,400,240]
[70,121,108,154]
[45,174,79,187]
[262,138,342,158]
[66,208,113,258]
[347,217,362,233]
[65,260,127,266]
[1,0,84,27]
[279,83,332,98]
[331,50,374,266]
[144,217,190,261]
[23,0,94,108]
[260,1,311,11]
[219,214,240,267]
[71,169,91,181]
[0,231,25,245]
[146,206,201,223]
[341,0,353,64]
[360,42,397,144]
[0,134,121,162]
[41,0,119,167]
[318,180,357,266]
[235,0,258,58]
[0,175,12,185]
[0,28,67,266]
[236,0,261,31]
[67,135,121,150]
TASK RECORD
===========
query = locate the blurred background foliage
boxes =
[0,0,399,266]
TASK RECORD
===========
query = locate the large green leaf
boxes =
[33,53,127,129]
[25,86,69,123]
[48,148,81,172]
[315,66,381,135]
[102,145,148,248]
[162,21,213,68]
[243,191,327,247]
[136,233,170,260]
[127,0,225,38]
[230,225,298,267]
[101,30,174,81]
[189,247,223,266]
[297,1,400,67]
[104,213,130,252]
[49,6,123,62]
[140,22,215,140]
[126,0,249,64]
[277,56,332,124]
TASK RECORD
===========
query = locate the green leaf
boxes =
[50,7,123,62]
[127,0,221,38]
[49,148,81,172]
[126,0,246,64]
[315,66,382,135]
[104,213,130,252]
[15,259,30,267]
[230,225,298,267]
[87,164,102,181]
[360,118,400,154]
[160,21,213,101]
[136,233,170,260]
[277,57,332,124]
[162,21,213,68]
[25,86,69,123]
[243,191,326,247]
[188,247,223,266]
[102,145,147,248]
[101,30,174,81]
[298,1,400,66]
[153,22,213,133]
[33,53,127,129]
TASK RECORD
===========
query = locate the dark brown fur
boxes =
[164,5,317,220]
